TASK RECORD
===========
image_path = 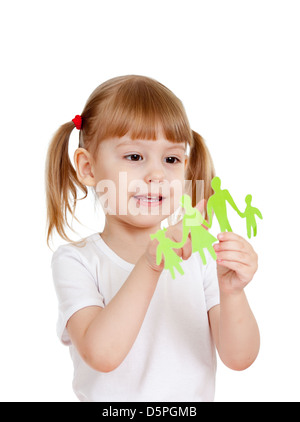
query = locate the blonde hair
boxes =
[45,75,215,245]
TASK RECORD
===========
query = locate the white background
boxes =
[0,0,299,402]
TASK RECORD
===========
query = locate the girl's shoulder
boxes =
[52,233,101,263]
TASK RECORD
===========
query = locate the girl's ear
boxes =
[184,154,189,170]
[74,148,96,187]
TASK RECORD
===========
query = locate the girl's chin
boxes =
[110,212,170,230]
[124,213,169,225]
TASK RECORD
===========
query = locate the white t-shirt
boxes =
[51,233,220,402]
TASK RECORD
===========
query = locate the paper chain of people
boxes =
[150,176,263,279]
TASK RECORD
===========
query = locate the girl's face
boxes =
[92,129,187,229]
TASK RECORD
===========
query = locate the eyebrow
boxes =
[116,140,141,148]
[116,139,186,151]
[166,144,186,151]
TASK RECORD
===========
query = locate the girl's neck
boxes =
[100,217,161,265]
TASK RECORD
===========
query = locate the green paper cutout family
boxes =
[150,176,263,279]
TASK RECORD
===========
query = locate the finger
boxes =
[182,238,192,260]
[149,238,159,253]
[216,250,251,266]
[217,259,249,274]
[165,227,184,244]
[217,232,247,243]
[217,260,254,284]
[214,240,249,253]
[217,232,254,255]
[173,248,183,258]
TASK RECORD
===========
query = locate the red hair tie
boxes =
[72,115,82,130]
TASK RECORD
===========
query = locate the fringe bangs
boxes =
[84,76,193,152]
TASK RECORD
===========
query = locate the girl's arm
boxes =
[209,232,260,370]
[209,291,260,370]
[66,241,164,373]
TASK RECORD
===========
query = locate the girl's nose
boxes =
[145,164,166,184]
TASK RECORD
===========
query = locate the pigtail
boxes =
[45,121,88,246]
[185,130,215,219]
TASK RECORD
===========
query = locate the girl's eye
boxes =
[125,154,142,161]
[165,156,180,164]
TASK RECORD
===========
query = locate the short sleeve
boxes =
[203,254,220,312]
[51,245,104,345]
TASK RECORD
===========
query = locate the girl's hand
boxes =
[213,232,258,294]
[144,226,191,273]
[144,238,165,273]
[144,199,206,271]
[165,199,207,260]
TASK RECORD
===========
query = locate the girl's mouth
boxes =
[133,195,164,207]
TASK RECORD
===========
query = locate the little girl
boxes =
[45,75,260,402]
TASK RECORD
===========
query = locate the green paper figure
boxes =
[150,194,218,279]
[241,194,263,239]
[150,228,185,279]
[207,176,242,232]
[150,178,263,278]
[179,194,217,265]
